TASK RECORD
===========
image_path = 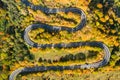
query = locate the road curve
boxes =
[9,0,111,80]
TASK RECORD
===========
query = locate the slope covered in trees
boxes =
[0,0,120,80]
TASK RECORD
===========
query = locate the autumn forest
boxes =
[0,0,120,80]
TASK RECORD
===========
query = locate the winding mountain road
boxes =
[9,0,111,80]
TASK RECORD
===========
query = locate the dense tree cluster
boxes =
[38,51,98,63]
[0,0,119,79]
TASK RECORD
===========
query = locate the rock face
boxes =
[9,0,111,80]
